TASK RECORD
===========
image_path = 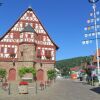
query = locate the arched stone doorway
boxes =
[36,69,44,81]
[8,68,16,81]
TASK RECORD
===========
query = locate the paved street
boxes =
[34,79,100,100]
[0,79,100,100]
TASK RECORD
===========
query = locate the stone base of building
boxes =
[0,61,54,82]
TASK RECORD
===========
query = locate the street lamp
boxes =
[88,0,100,81]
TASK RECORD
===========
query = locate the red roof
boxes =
[70,66,79,71]
[87,65,97,69]
[80,69,85,72]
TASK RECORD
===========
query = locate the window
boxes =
[13,33,20,39]
[0,47,4,53]
[7,48,14,54]
[45,50,51,59]
[7,47,15,58]
[23,23,25,27]
[7,48,11,53]
[27,13,30,16]
[27,13,32,17]
[28,34,31,38]
[37,35,43,41]
[30,13,32,17]
[40,63,42,67]
[10,53,16,58]
[13,62,15,66]
[45,50,51,55]
[37,49,41,58]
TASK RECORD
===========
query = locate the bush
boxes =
[0,68,7,79]
[47,69,56,80]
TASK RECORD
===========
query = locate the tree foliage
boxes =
[0,68,7,78]
[56,56,92,76]
[47,69,56,80]
[19,67,36,78]
[84,68,92,76]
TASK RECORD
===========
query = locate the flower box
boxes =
[19,81,28,85]
[19,81,28,94]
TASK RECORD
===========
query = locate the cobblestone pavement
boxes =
[0,79,100,100]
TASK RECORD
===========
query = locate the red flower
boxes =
[19,81,28,85]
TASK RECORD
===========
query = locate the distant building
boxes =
[0,7,58,82]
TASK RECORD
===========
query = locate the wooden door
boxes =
[37,69,44,81]
[8,69,16,81]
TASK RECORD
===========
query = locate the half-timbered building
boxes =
[0,7,58,82]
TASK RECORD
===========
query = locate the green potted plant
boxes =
[93,76,99,87]
[47,69,57,85]
[0,68,7,82]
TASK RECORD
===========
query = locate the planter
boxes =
[18,81,28,94]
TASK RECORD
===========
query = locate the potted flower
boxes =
[19,81,28,94]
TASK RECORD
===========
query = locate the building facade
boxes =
[0,7,58,82]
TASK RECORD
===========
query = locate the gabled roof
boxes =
[0,7,59,50]
[70,66,80,71]
[21,24,35,33]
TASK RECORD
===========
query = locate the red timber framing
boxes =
[0,7,58,63]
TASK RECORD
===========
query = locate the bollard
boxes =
[8,83,10,95]
[35,81,37,94]
[45,81,46,89]
[40,82,44,90]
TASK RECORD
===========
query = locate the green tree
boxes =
[0,68,7,79]
[61,67,70,76]
[84,68,91,76]
[47,69,56,80]
[56,56,92,76]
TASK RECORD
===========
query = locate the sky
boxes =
[0,0,100,61]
